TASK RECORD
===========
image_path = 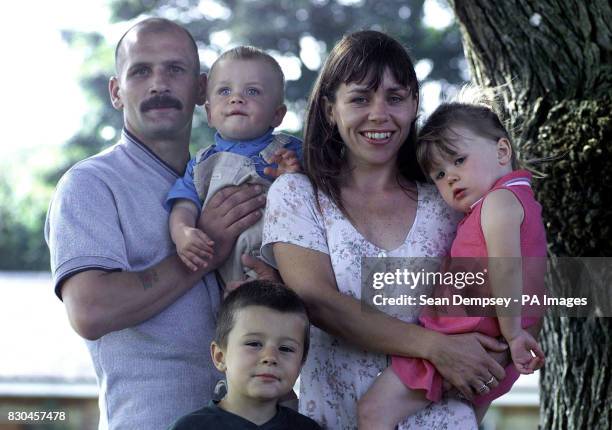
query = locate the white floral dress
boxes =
[262,173,478,430]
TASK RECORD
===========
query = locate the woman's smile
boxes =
[359,130,395,144]
[326,68,417,169]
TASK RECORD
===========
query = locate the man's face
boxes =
[205,59,286,141]
[109,28,205,143]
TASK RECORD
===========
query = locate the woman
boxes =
[262,31,508,429]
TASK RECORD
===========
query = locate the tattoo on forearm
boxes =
[138,269,159,290]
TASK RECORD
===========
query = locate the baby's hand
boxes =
[175,227,214,272]
[264,149,302,178]
[507,330,545,374]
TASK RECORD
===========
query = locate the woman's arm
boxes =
[274,242,508,399]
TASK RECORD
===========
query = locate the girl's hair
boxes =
[417,85,522,176]
[303,30,424,216]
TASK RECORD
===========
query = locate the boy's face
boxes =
[211,306,306,405]
[205,59,287,141]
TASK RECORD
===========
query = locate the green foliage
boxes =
[533,96,612,256]
[0,175,51,270]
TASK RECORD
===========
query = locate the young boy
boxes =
[168,280,321,429]
[165,46,301,284]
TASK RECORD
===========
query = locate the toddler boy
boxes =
[168,280,321,429]
[165,46,301,284]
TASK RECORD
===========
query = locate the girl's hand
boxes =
[507,330,545,374]
[264,149,302,178]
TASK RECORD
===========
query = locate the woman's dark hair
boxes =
[215,280,310,363]
[303,30,424,216]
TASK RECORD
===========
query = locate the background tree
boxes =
[447,1,611,428]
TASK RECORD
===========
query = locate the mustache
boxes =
[140,94,183,112]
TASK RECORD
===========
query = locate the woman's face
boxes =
[325,69,417,170]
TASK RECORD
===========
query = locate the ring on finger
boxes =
[477,384,488,393]
[485,376,496,386]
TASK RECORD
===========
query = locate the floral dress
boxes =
[262,173,478,430]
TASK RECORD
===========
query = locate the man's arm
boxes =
[62,184,266,340]
[62,257,204,340]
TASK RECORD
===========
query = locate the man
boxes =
[45,18,270,429]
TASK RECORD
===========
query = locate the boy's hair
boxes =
[417,85,521,176]
[207,46,285,102]
[215,280,310,363]
[303,30,424,218]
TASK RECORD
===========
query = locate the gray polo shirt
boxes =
[45,130,221,430]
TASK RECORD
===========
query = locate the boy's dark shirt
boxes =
[168,400,322,430]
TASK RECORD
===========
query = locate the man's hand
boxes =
[225,254,282,296]
[263,149,301,178]
[198,184,266,269]
[241,254,282,282]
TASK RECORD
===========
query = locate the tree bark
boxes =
[447,1,611,428]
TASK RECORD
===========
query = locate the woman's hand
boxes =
[429,332,508,400]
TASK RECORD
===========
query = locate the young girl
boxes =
[358,88,547,428]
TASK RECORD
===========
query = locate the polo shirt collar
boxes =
[121,128,182,177]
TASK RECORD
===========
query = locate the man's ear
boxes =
[109,76,123,110]
[497,137,513,165]
[211,342,227,372]
[196,73,207,106]
[271,104,287,128]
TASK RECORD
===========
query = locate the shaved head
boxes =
[115,18,200,75]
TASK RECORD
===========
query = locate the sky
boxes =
[0,1,136,199]
[0,1,113,161]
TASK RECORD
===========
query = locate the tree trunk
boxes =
[446,1,611,428]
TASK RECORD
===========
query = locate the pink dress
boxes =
[391,170,547,406]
